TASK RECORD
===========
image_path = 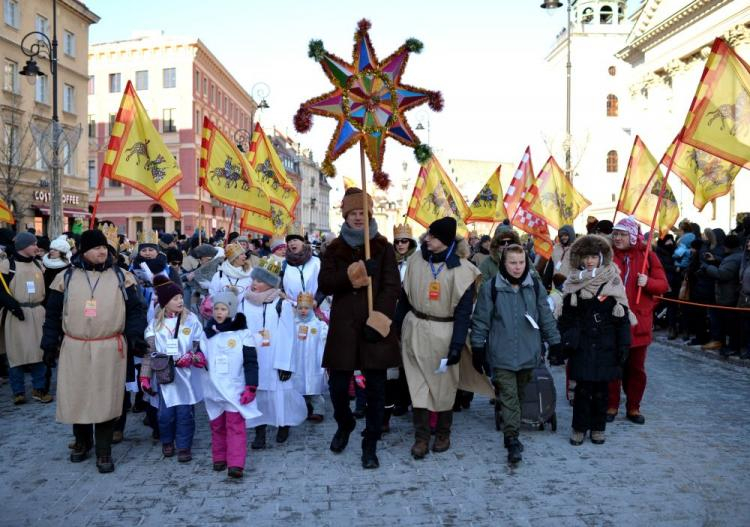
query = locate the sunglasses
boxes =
[395,239,410,244]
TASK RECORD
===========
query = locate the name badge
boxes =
[428,280,441,301]
[84,299,97,317]
[298,325,309,340]
[26,281,36,295]
[259,329,270,347]
[524,312,539,329]
[165,338,179,356]
[215,355,229,374]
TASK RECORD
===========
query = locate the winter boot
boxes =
[177,448,192,462]
[590,430,605,445]
[330,419,356,453]
[70,441,92,463]
[410,408,430,459]
[276,426,290,443]
[505,435,523,464]
[96,450,115,474]
[503,434,524,452]
[569,430,585,446]
[227,466,244,478]
[162,443,175,457]
[251,425,267,449]
[432,411,452,453]
[213,461,227,472]
[361,437,380,469]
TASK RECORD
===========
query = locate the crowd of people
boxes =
[1,190,746,477]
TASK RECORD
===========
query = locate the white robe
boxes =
[282,256,320,301]
[291,315,328,396]
[200,328,262,422]
[243,298,307,428]
[209,262,253,312]
[145,312,205,408]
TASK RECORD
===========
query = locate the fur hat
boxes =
[428,217,457,247]
[212,291,238,318]
[79,229,109,254]
[250,257,282,288]
[50,236,72,257]
[14,232,37,252]
[224,243,245,263]
[192,243,218,259]
[153,275,183,308]
[569,234,613,270]
[341,187,373,218]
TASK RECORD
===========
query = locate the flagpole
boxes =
[198,186,203,245]
[635,133,683,304]
[226,206,237,244]
[359,142,373,314]
[89,170,105,229]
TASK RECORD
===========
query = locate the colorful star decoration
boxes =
[294,19,443,190]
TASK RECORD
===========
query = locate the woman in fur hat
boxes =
[43,236,72,291]
[553,235,635,446]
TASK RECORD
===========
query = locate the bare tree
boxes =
[0,96,37,227]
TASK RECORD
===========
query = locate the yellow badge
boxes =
[428,280,441,301]
[311,328,317,335]
[182,327,191,335]
[227,338,236,348]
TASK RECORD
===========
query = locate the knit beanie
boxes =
[613,216,640,246]
[224,243,245,263]
[153,275,183,308]
[596,220,614,235]
[79,229,109,254]
[428,217,457,247]
[270,237,286,253]
[166,247,183,265]
[341,187,373,218]
[14,232,37,252]
[212,291,238,318]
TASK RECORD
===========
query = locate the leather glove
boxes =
[192,351,207,369]
[11,306,24,321]
[240,385,257,405]
[175,352,194,368]
[140,376,153,394]
[471,346,487,375]
[446,345,462,366]
[43,347,58,369]
[547,343,565,366]
[278,369,292,382]
[363,325,384,343]
[364,258,377,276]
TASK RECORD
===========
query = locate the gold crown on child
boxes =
[258,257,282,277]
[137,229,159,245]
[393,223,413,240]
[296,292,315,308]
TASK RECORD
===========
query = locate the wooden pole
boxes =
[89,170,105,229]
[198,186,203,245]
[359,142,373,314]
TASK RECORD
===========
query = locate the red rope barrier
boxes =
[655,296,750,312]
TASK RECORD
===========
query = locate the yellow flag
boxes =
[682,38,750,168]
[240,203,291,237]
[662,138,741,212]
[465,166,508,223]
[618,137,679,237]
[101,81,181,200]
[406,156,470,236]
[200,117,271,219]
[523,156,591,230]
[0,198,14,224]
[247,123,299,217]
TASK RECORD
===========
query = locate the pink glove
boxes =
[139,376,152,393]
[175,352,193,368]
[192,351,207,369]
[354,373,366,390]
[240,385,257,405]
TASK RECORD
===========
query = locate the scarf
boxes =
[395,246,416,264]
[245,287,280,306]
[218,259,252,280]
[132,252,168,274]
[340,218,379,248]
[42,254,69,270]
[556,263,638,326]
[286,244,313,267]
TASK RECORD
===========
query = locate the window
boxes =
[202,77,207,96]
[4,0,19,28]
[608,66,616,76]
[194,70,199,91]
[63,30,76,57]
[35,14,49,35]
[4,123,20,165]
[600,5,613,24]
[581,7,593,24]
[163,108,176,132]
[63,83,75,113]
[63,142,74,175]
[35,75,49,103]
[195,109,200,130]
[3,59,19,93]
[135,70,148,90]
[210,84,215,105]
[606,150,618,172]
[109,73,121,93]
[108,113,116,134]
[223,96,228,114]
[109,178,121,188]
[88,115,95,138]
[88,75,95,95]
[88,159,97,188]
[35,145,45,170]
[606,94,618,117]
[163,67,176,88]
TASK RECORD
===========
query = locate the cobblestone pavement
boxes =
[1,335,749,527]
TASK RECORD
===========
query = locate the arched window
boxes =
[581,7,594,24]
[606,94,619,116]
[600,5,613,24]
[149,204,163,214]
[618,5,625,22]
[606,150,618,172]
[608,65,616,76]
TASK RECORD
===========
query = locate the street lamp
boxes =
[19,0,65,237]
[415,113,430,144]
[233,128,252,153]
[541,0,572,180]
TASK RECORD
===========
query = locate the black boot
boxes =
[276,426,290,443]
[330,419,356,453]
[361,437,380,469]
[411,408,430,459]
[251,425,267,450]
[96,449,115,473]
[70,442,92,463]
[503,434,524,452]
[505,435,523,464]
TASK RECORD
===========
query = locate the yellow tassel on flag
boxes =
[465,166,508,223]
[406,156,470,236]
[523,156,591,230]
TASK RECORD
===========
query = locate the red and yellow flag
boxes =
[101,81,182,209]
[200,117,271,224]
[504,147,534,219]
[465,166,508,223]
[682,38,750,168]
[618,136,679,237]
[662,137,741,212]
[247,123,299,217]
[0,198,14,224]
[523,156,591,230]
[406,156,470,236]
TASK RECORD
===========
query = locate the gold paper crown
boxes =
[393,223,413,240]
[137,229,159,245]
[98,224,119,249]
[286,223,304,238]
[296,292,315,308]
[258,256,282,277]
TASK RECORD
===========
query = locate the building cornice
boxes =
[61,0,101,25]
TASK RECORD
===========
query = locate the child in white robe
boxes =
[291,292,328,421]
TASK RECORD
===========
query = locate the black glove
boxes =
[43,347,58,368]
[11,306,24,321]
[278,369,292,382]
[446,345,462,366]
[547,343,565,366]
[471,346,487,375]
[363,325,384,343]
[364,259,377,277]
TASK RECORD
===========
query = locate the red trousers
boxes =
[210,411,247,469]
[608,345,648,415]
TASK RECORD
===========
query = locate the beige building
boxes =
[1,0,99,231]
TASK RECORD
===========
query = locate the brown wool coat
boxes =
[319,234,401,371]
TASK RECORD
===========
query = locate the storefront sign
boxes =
[33,191,81,205]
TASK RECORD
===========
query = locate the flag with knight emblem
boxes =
[465,166,508,223]
[247,123,299,216]
[406,156,470,236]
[523,156,591,230]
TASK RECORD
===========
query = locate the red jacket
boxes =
[613,243,669,348]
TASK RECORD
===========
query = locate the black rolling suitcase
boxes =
[495,364,557,432]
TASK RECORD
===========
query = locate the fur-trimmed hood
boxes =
[489,226,521,262]
[569,234,613,269]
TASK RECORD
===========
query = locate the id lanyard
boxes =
[428,242,455,301]
[297,263,306,292]
[83,270,102,317]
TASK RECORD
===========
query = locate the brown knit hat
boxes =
[224,243,245,263]
[341,187,373,218]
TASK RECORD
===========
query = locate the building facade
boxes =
[1,0,99,231]
[88,33,257,237]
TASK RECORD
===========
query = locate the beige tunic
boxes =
[1,259,45,367]
[401,251,492,412]
[51,267,136,424]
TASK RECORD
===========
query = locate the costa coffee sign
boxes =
[33,191,81,205]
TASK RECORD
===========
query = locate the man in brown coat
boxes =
[319,188,401,469]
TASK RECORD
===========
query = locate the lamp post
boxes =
[541,0,572,180]
[415,114,430,144]
[19,0,64,237]
[249,82,270,133]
